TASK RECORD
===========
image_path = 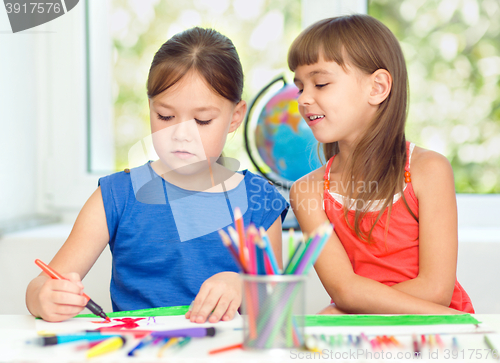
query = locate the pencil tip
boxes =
[234,207,242,219]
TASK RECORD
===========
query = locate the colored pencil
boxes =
[246,225,257,275]
[288,228,294,261]
[234,208,246,264]
[157,338,177,358]
[258,227,280,273]
[218,230,245,272]
[227,226,246,271]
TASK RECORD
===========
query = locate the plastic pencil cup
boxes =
[240,274,306,351]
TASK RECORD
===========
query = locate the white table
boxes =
[1,314,500,362]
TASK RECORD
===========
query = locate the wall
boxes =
[0,8,37,221]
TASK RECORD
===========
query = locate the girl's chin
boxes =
[158,159,210,175]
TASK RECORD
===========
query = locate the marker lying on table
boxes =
[87,336,127,358]
[28,333,119,346]
[88,326,216,339]
[34,259,110,322]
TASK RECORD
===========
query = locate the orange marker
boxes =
[35,259,110,322]
[208,343,243,355]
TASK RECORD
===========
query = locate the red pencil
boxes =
[234,208,246,264]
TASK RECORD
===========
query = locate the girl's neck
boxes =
[332,141,355,173]
[150,160,242,193]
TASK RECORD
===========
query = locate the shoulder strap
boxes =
[323,156,335,191]
[405,142,415,172]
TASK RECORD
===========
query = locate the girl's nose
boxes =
[297,89,313,107]
[171,120,195,142]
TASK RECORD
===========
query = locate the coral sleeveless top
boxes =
[323,142,474,313]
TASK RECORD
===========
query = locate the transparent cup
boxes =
[240,274,306,350]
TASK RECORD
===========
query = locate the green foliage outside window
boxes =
[369,0,500,193]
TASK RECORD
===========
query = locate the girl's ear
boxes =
[228,100,247,133]
[368,69,392,106]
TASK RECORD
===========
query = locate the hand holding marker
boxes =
[34,259,110,322]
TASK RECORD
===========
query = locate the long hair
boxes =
[288,14,417,243]
[147,27,243,103]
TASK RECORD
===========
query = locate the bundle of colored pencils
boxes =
[218,208,334,349]
[218,208,333,276]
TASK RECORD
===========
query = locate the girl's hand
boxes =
[185,272,241,324]
[317,303,346,315]
[34,273,88,322]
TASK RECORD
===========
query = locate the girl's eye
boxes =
[316,84,328,88]
[195,119,212,126]
[157,113,173,121]
[297,89,303,95]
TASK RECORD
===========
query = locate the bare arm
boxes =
[391,149,458,306]
[26,187,110,321]
[290,170,460,314]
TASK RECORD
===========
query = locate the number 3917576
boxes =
[5,3,62,14]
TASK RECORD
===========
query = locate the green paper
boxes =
[305,314,480,327]
[75,305,190,318]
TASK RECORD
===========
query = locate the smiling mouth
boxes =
[308,115,325,121]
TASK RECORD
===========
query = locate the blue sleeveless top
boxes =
[98,162,289,311]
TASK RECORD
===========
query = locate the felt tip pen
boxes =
[27,334,119,346]
[151,327,216,339]
[90,328,152,338]
[34,259,110,322]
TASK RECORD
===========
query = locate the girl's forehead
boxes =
[154,74,222,104]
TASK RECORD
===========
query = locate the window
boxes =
[369,0,500,193]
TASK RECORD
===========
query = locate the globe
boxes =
[244,78,323,188]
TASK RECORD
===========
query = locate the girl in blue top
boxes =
[26,27,288,323]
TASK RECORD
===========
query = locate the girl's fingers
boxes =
[62,272,84,290]
[189,288,210,323]
[49,279,84,295]
[208,295,231,323]
[50,291,88,307]
[193,290,221,323]
[221,299,240,321]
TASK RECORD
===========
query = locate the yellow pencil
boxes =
[157,337,178,358]
[86,336,126,358]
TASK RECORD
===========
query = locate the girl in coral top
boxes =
[288,14,473,314]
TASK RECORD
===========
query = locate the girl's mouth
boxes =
[307,114,325,126]
[172,151,194,159]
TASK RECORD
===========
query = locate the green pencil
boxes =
[288,228,295,261]
[484,335,498,356]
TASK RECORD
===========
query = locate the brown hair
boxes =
[288,14,417,243]
[147,27,243,103]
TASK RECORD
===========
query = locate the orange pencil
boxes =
[208,343,243,355]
